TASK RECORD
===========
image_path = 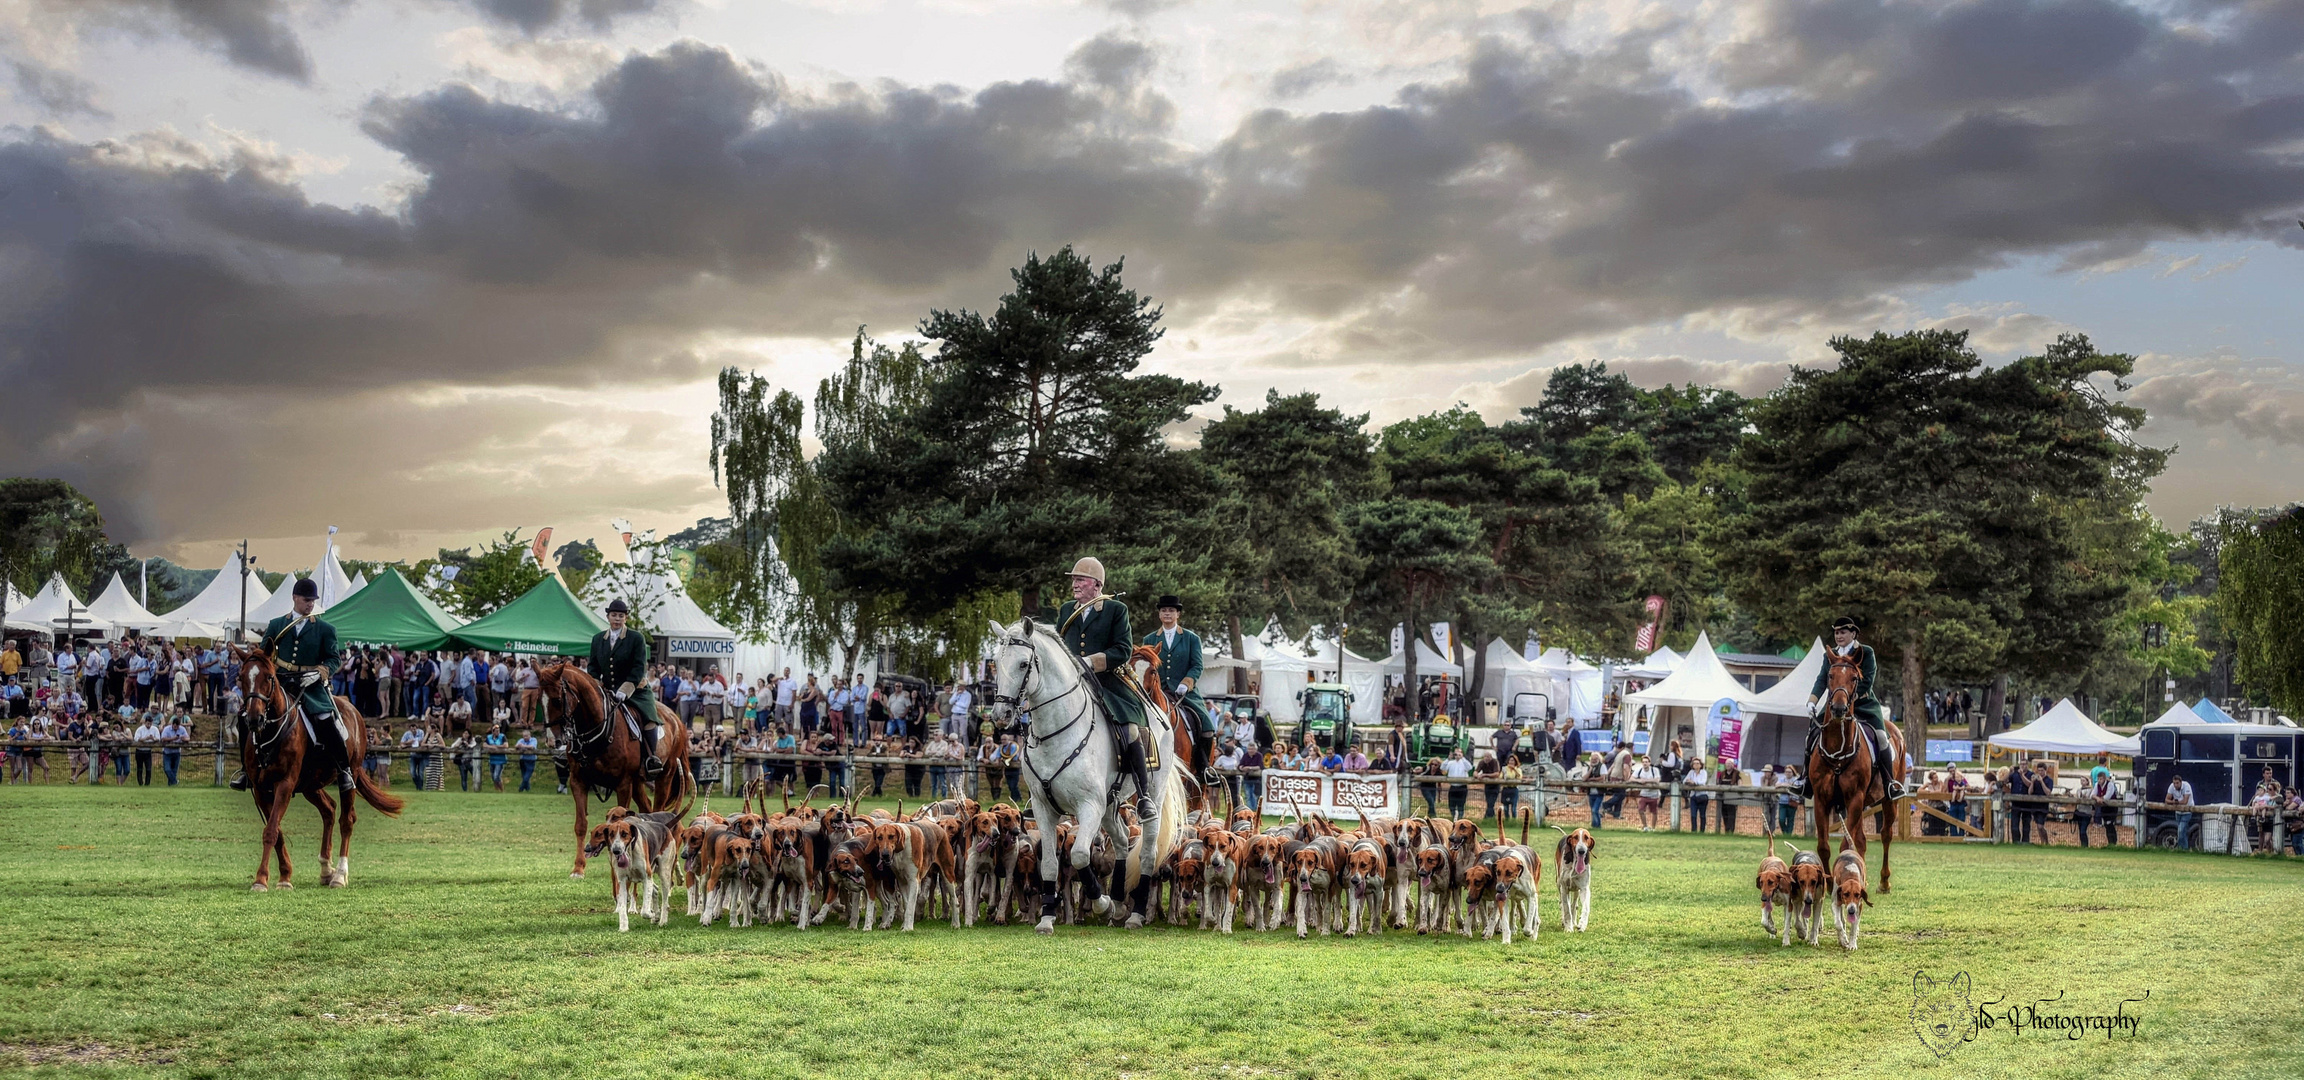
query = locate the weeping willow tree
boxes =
[710,329,1014,681]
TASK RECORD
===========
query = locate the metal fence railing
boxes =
[6,740,2297,857]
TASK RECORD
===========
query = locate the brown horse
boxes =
[232,648,405,891]
[1128,645,1207,811]
[537,662,693,878]
[1807,649,1905,894]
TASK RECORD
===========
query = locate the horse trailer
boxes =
[2131,720,2299,849]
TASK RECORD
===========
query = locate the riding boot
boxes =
[640,722,666,781]
[1790,727,1818,800]
[228,772,252,791]
[1122,735,1154,821]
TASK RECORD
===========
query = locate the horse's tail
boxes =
[1139,736,1192,884]
[352,768,405,817]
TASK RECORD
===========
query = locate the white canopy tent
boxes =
[6,574,110,635]
[165,553,274,631]
[1308,637,1384,723]
[314,539,355,608]
[1620,645,1684,681]
[1531,646,1606,722]
[1988,698,2141,756]
[1256,637,1330,725]
[1746,640,1827,715]
[344,571,369,597]
[1478,638,1550,709]
[2144,702,2203,727]
[87,573,166,632]
[1621,633,1757,712]
[234,574,302,629]
[3,581,33,630]
[1738,640,1829,768]
[587,570,736,644]
[1379,639,1462,678]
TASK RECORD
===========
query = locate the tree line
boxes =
[699,247,2304,748]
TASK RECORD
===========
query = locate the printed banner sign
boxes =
[1260,768,1402,821]
[1579,728,1619,756]
[1710,696,1744,763]
[664,637,737,658]
[1926,739,1975,762]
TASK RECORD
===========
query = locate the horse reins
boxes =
[1000,635,1100,791]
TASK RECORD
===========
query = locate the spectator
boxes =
[1632,755,1661,831]
[2083,766,2121,848]
[1492,725,1519,775]
[1774,766,1804,836]
[1572,752,1605,829]
[1476,750,1502,820]
[1320,747,1346,773]
[900,736,925,797]
[1655,739,1685,791]
[1605,746,1633,820]
[2166,773,2196,850]
[2008,763,2035,844]
[64,713,89,784]
[1418,757,1442,818]
[995,734,1023,801]
[132,710,161,786]
[516,729,539,792]
[400,725,425,787]
[1685,756,1712,833]
[772,726,799,796]
[1442,748,1473,819]
[159,710,190,785]
[1342,744,1369,772]
[1214,738,1242,808]
[485,724,509,792]
[1239,741,1265,814]
[775,669,798,726]
[449,730,476,792]
[1715,758,1742,834]
[421,726,447,790]
[1499,753,1524,822]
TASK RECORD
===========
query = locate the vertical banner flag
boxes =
[1632,595,1667,652]
[322,525,341,606]
[1390,624,1406,656]
[1525,634,1541,662]
[1709,696,1744,765]
[1430,621,1452,657]
[531,527,553,568]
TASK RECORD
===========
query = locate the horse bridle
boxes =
[1814,660,1862,765]
[549,667,614,758]
[995,633,1096,790]
[239,661,296,759]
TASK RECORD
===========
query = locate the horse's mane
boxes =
[539,660,606,719]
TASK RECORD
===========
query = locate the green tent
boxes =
[324,568,464,650]
[452,575,606,656]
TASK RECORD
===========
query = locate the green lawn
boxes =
[1,784,2298,1079]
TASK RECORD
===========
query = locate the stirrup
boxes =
[1133,791,1155,821]
[338,769,358,791]
[228,772,252,791]
[642,756,666,781]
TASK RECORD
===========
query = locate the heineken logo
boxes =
[507,641,558,653]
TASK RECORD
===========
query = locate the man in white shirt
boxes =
[775,670,797,724]
[702,670,726,727]
[947,684,973,739]
[132,713,162,786]
[2167,775,2197,850]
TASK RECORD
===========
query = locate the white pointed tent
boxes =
[1479,639,1549,713]
[315,538,354,608]
[1308,635,1384,723]
[234,574,302,629]
[1736,639,1828,768]
[585,570,736,660]
[1621,645,1683,681]
[1379,639,1462,678]
[2144,702,2203,727]
[1621,633,1764,754]
[1531,646,1606,722]
[164,553,274,631]
[3,580,33,630]
[344,571,369,597]
[7,574,110,635]
[87,573,166,631]
[1256,636,1329,725]
[1989,698,2141,756]
[1747,640,1827,716]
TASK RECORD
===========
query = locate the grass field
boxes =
[1,784,2299,1079]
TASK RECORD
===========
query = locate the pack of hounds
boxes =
[1755,836,1871,950]
[581,790,1600,942]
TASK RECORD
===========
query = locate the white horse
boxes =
[989,617,1190,934]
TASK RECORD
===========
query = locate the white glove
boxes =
[614,681,635,702]
[1085,654,1107,673]
[1806,697,1822,719]
[300,671,324,688]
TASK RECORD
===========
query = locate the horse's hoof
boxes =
[570,872,586,880]
[1035,916,1055,935]
[277,881,292,890]
[251,882,269,893]
[1124,913,1145,930]
[1093,896,1111,915]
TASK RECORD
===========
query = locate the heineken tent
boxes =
[326,569,464,650]
[453,575,606,656]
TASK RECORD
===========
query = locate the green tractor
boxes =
[1293,683,1357,751]
[1409,716,1461,763]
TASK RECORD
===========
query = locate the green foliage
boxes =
[1198,390,1375,640]
[1723,331,2166,738]
[815,247,1216,618]
[712,330,1016,677]
[424,530,548,619]
[2217,505,2304,716]
[1346,496,1495,685]
[1503,362,1746,495]
[0,478,131,599]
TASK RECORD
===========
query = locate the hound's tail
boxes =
[1520,806,1534,847]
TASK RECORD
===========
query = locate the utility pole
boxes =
[237,541,254,645]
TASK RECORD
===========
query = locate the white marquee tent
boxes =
[1379,639,1462,678]
[1256,636,1331,725]
[1746,640,1827,716]
[3,581,32,628]
[87,573,166,632]
[234,574,303,629]
[5,574,110,635]
[1476,638,1550,710]
[1738,639,1828,768]
[1621,633,1757,711]
[315,540,355,608]
[344,571,369,597]
[1988,698,2141,756]
[1621,645,1684,681]
[585,570,737,660]
[2144,702,2204,727]
[165,553,273,631]
[1531,646,1606,722]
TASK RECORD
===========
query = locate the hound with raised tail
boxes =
[1788,849,1827,946]
[868,820,956,932]
[1552,826,1595,933]
[1756,837,1794,945]
[582,816,677,931]
[1830,842,1871,951]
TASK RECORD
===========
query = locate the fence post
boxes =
[1668,779,1682,831]
[1990,792,2005,844]
[2275,811,2287,857]
[212,722,226,786]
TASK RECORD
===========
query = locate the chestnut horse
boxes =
[1807,648,1905,893]
[537,662,693,878]
[232,648,405,891]
[1129,645,1207,811]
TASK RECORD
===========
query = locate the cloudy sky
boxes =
[3,0,2300,572]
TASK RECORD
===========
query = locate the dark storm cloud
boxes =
[463,0,669,34]
[6,1,2304,544]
